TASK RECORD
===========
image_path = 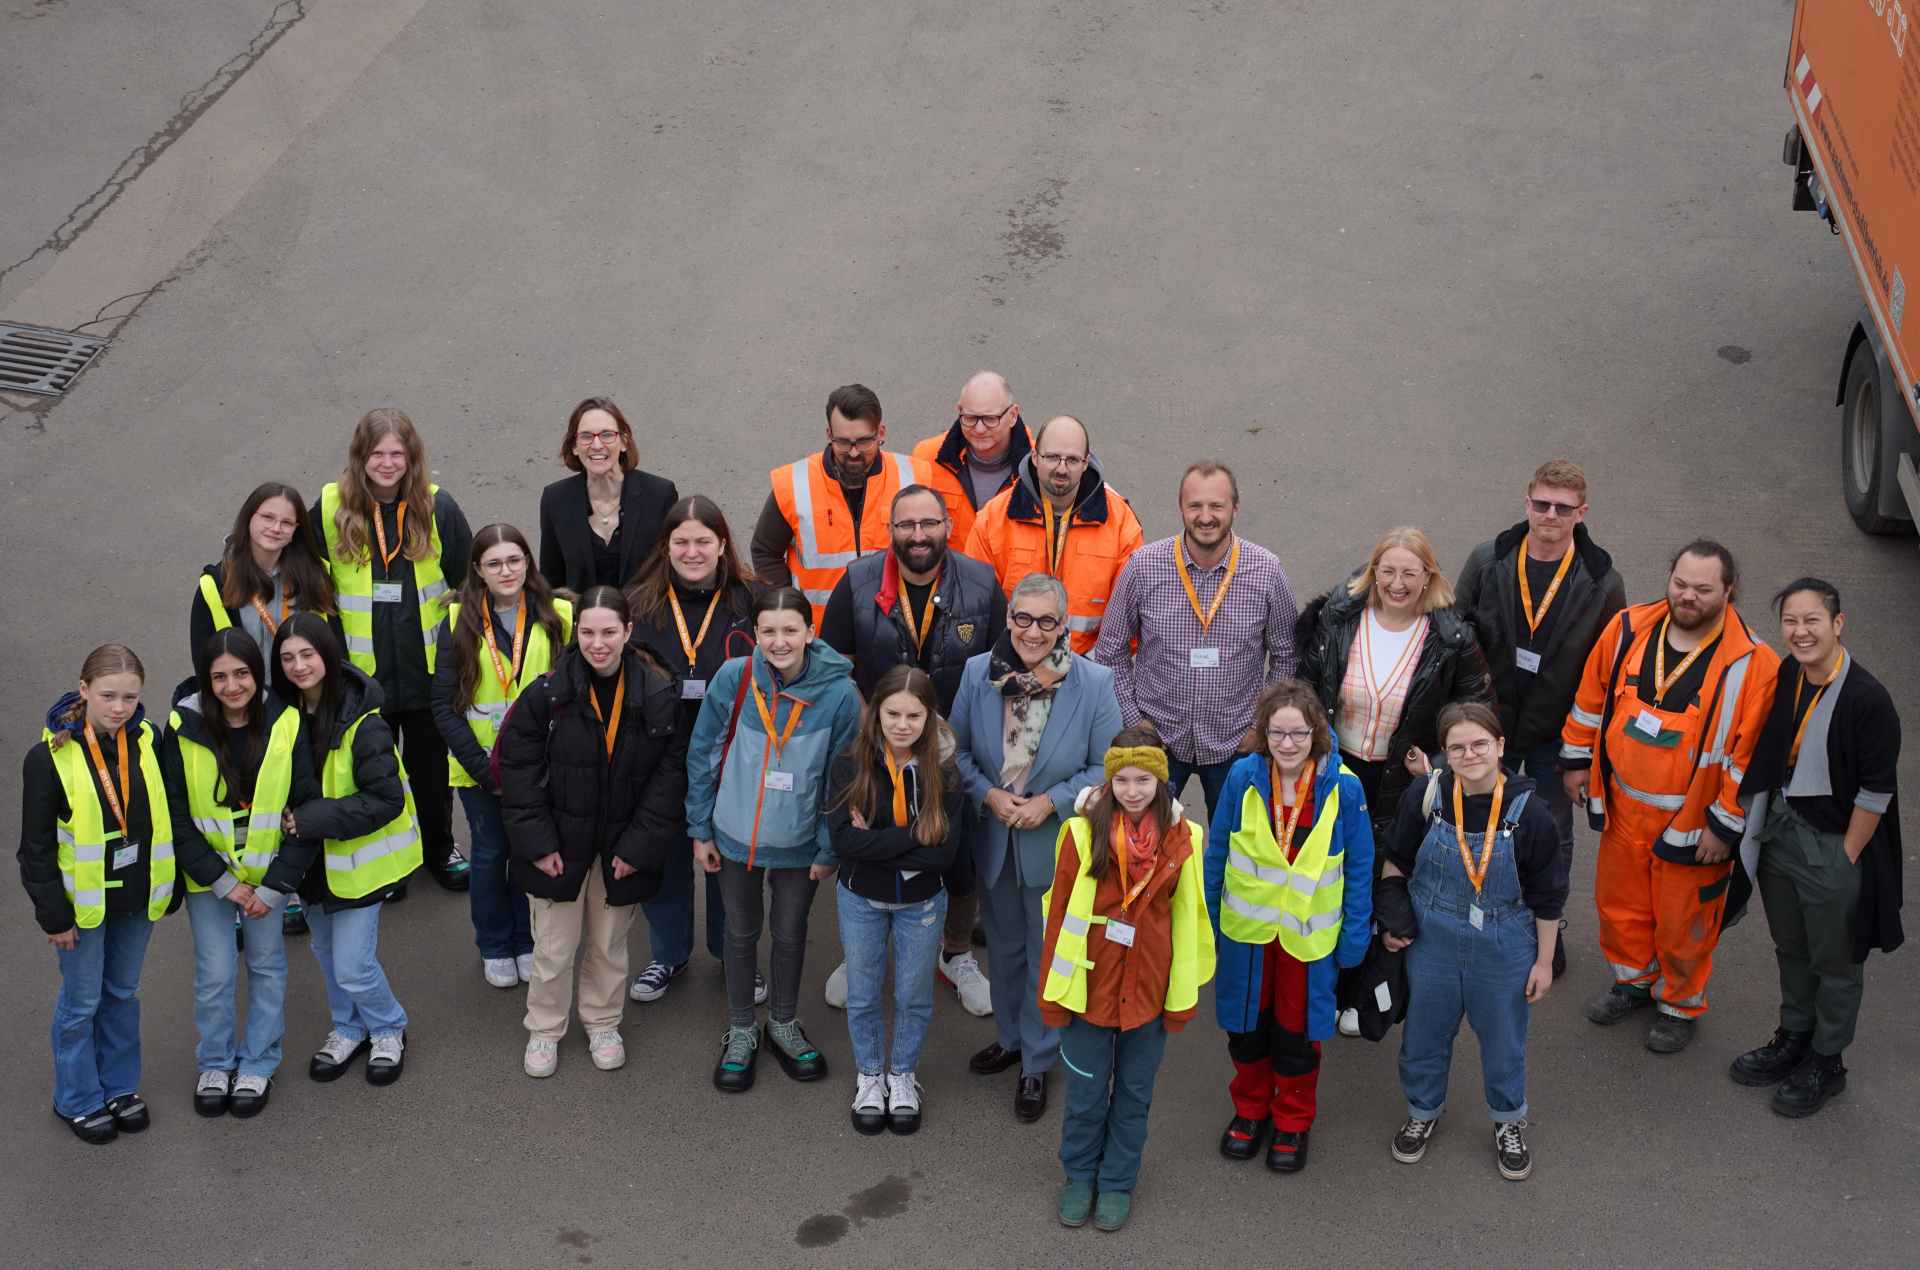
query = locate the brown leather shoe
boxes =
[1015,1072,1048,1122]
[969,1042,1021,1075]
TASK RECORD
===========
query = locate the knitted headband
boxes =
[1104,744,1169,783]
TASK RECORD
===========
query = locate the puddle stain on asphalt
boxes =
[794,1174,917,1247]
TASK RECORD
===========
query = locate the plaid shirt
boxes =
[1093,534,1299,764]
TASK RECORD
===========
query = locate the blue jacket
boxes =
[1204,751,1375,1038]
[685,642,861,871]
[950,650,1123,891]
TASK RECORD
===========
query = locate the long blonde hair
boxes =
[835,667,952,847]
[1345,525,1454,613]
[331,409,436,563]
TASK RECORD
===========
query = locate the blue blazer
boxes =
[950,650,1124,891]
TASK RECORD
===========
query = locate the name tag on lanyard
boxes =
[1514,647,1542,674]
[113,843,141,871]
[1469,903,1484,930]
[763,770,795,793]
[1104,919,1136,947]
[1631,708,1663,738]
[372,582,404,604]
[1188,647,1221,669]
[681,678,707,700]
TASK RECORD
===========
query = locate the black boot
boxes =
[1729,1028,1811,1087]
[1772,1053,1847,1118]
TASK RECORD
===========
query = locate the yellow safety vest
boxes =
[1041,817,1216,1014]
[169,704,300,889]
[319,482,449,676]
[1220,769,1347,959]
[45,721,177,927]
[445,598,571,789]
[319,710,424,898]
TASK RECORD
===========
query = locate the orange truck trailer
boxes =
[1782,0,1920,533]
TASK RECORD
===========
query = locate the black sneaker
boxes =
[431,848,471,893]
[1493,1119,1532,1180]
[1391,1115,1438,1164]
[1645,1012,1696,1054]
[58,1106,118,1145]
[1585,982,1652,1025]
[1729,1028,1811,1087]
[282,894,308,937]
[1772,1054,1847,1118]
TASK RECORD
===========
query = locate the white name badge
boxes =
[372,582,404,604]
[1632,709,1664,738]
[1104,919,1136,948]
[1188,647,1221,669]
[763,770,795,793]
[1469,903,1485,930]
[112,844,140,871]
[1514,647,1542,674]
[680,678,708,700]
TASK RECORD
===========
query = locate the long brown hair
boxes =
[50,645,147,750]
[625,495,756,625]
[836,666,952,847]
[446,524,568,714]
[1240,679,1334,758]
[219,481,337,615]
[1081,724,1175,879]
[195,628,269,800]
[330,409,436,563]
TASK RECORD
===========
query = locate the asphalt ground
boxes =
[2,2,1916,1267]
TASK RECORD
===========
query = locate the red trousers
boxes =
[1227,940,1320,1131]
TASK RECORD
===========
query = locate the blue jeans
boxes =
[1166,756,1236,827]
[459,788,532,959]
[51,915,154,1117]
[305,902,408,1041]
[641,836,725,966]
[1522,741,1575,862]
[836,885,947,1074]
[1058,1016,1168,1192]
[185,890,288,1078]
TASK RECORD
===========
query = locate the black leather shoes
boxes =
[59,1107,117,1145]
[1015,1072,1048,1122]
[969,1042,1021,1075]
[1220,1115,1267,1160]
[769,1024,829,1082]
[1772,1055,1847,1118]
[1267,1129,1310,1172]
[105,1093,150,1133]
[1730,1028,1812,1087]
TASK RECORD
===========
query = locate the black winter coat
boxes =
[162,691,323,899]
[497,646,688,905]
[1295,573,1494,832]
[629,579,758,741]
[825,743,963,904]
[289,666,410,911]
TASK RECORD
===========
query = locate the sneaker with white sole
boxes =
[516,953,533,983]
[1337,1007,1361,1037]
[1392,1115,1439,1164]
[524,1037,558,1078]
[824,961,849,1009]
[850,1071,887,1135]
[366,1032,405,1086]
[754,970,769,1006]
[588,1028,626,1071]
[886,1071,923,1135]
[1493,1119,1532,1180]
[629,959,686,1002]
[483,958,518,989]
[194,1069,232,1117]
[938,951,994,1017]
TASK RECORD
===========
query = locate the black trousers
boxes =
[384,706,454,870]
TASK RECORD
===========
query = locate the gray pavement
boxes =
[2,2,1916,1267]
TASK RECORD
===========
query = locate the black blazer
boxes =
[537,470,679,592]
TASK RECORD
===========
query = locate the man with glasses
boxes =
[1093,462,1298,822]
[1455,460,1625,873]
[913,370,1035,547]
[964,415,1143,654]
[817,484,1007,1017]
[752,384,967,627]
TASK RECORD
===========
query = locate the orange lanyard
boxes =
[897,570,941,654]
[1452,774,1506,895]
[1652,615,1722,701]
[1515,538,1574,636]
[373,503,407,570]
[1040,499,1073,575]
[884,748,911,825]
[1175,537,1240,636]
[483,603,528,698]
[586,668,626,758]
[250,590,291,635]
[751,677,808,760]
[668,587,721,669]
[83,725,132,839]
[1788,649,1846,769]
[1111,817,1159,914]
[1267,761,1314,858]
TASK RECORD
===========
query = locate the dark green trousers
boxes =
[1756,797,1864,1055]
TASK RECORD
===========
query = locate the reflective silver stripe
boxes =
[1227,849,1291,888]
[466,703,509,725]
[1611,775,1686,812]
[191,816,227,837]
[72,842,106,864]
[1222,891,1284,926]
[1587,796,1604,816]
[421,620,444,649]
[1665,991,1705,1009]
[788,461,859,571]
[1608,959,1657,981]
[1060,913,1091,937]
[1570,705,1603,727]
[889,452,913,485]
[325,828,420,873]
[248,811,282,834]
[1560,744,1591,761]
[56,827,78,846]
[1695,748,1723,770]
[1050,954,1079,979]
[70,887,105,907]
[420,579,448,603]
[1661,825,1703,847]
[338,594,374,613]
[151,881,175,905]
[1066,614,1102,633]
[803,588,834,605]
[1722,763,1744,784]
[1704,652,1751,770]
[150,841,175,863]
[1282,908,1343,937]
[1708,804,1745,835]
[345,635,375,653]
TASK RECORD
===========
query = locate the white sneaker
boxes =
[483,957,518,989]
[824,961,849,1009]
[232,1073,270,1098]
[314,1030,361,1067]
[588,1028,626,1071]
[1338,1007,1361,1037]
[515,953,534,983]
[851,1071,888,1134]
[524,1037,558,1078]
[197,1069,231,1096]
[887,1071,924,1134]
[938,951,994,1017]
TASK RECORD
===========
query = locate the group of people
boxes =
[19,374,1904,1233]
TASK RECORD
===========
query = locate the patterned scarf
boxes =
[989,630,1072,794]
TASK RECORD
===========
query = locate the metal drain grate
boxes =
[0,322,109,397]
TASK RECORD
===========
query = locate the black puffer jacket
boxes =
[497,645,687,905]
[290,666,408,911]
[1295,572,1494,830]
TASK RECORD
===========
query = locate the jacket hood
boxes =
[1489,521,1615,582]
[932,417,1034,476]
[317,664,384,746]
[1011,449,1112,524]
[44,692,149,743]
[752,639,854,697]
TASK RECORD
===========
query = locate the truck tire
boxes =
[1839,338,1915,536]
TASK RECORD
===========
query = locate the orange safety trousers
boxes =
[1593,791,1733,1018]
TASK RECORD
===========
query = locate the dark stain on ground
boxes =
[1717,344,1753,365]
[795,1214,851,1247]
[1002,178,1069,273]
[557,1229,593,1249]
[795,1174,916,1246]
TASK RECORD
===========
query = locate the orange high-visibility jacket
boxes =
[769,450,967,625]
[1560,599,1780,857]
[963,463,1144,654]
[912,420,1035,547]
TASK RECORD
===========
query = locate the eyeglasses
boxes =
[960,406,1012,430]
[891,518,945,534]
[1528,497,1581,519]
[1035,451,1087,469]
[1443,738,1496,758]
[1375,565,1428,583]
[575,429,622,448]
[1266,728,1313,745]
[479,556,527,575]
[1009,611,1062,632]
[828,434,882,453]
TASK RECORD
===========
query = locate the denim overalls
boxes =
[1398,781,1535,1124]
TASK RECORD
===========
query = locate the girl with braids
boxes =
[431,524,573,989]
[19,645,178,1144]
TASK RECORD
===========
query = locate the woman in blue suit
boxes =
[951,573,1124,1125]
